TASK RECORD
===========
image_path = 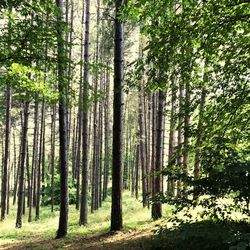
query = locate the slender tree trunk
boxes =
[67,0,74,152]
[147,94,152,196]
[56,0,69,238]
[151,93,156,214]
[50,106,56,212]
[26,142,30,208]
[152,91,165,220]
[36,99,45,220]
[176,82,184,196]
[98,79,103,207]
[13,120,22,206]
[75,0,84,210]
[28,99,39,222]
[167,79,176,196]
[103,66,110,200]
[183,83,190,176]
[13,131,17,196]
[161,113,166,193]
[41,103,46,203]
[135,144,140,199]
[123,114,129,190]
[138,90,147,207]
[79,0,90,226]
[16,101,29,228]
[91,87,98,212]
[111,0,124,231]
[71,111,76,180]
[1,86,12,221]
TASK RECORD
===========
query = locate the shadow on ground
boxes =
[0,228,153,250]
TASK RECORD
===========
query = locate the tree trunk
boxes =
[183,82,190,176]
[151,93,156,214]
[26,142,30,208]
[138,90,147,207]
[111,0,124,231]
[176,82,184,196]
[152,91,165,220]
[75,0,84,210]
[103,66,110,200]
[36,99,45,220]
[167,79,176,196]
[41,102,46,203]
[1,85,12,221]
[13,115,23,206]
[98,78,103,207]
[16,101,29,228]
[56,0,69,238]
[28,99,39,222]
[79,0,90,226]
[50,105,56,212]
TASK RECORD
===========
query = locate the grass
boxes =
[1,192,249,249]
[0,192,172,249]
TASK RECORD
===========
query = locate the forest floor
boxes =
[0,192,171,250]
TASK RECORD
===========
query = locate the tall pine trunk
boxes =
[152,91,164,220]
[50,106,56,212]
[16,101,29,228]
[103,66,110,200]
[56,0,69,238]
[1,85,12,220]
[28,99,39,222]
[111,0,124,231]
[80,0,90,226]
[138,90,147,207]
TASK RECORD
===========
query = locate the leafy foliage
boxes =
[152,220,250,250]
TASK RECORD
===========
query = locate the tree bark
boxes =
[111,0,124,231]
[103,66,110,200]
[56,0,69,238]
[16,101,29,228]
[138,90,147,207]
[28,99,39,222]
[167,79,176,196]
[50,105,56,212]
[152,91,165,220]
[1,85,12,221]
[35,99,45,220]
[79,0,90,226]
[176,82,184,196]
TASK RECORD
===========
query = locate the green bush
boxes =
[151,220,250,250]
[43,173,77,206]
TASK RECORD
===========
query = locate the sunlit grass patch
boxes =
[0,191,171,248]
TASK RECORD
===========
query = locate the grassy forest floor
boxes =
[0,192,171,250]
[1,192,250,250]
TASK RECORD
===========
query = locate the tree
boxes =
[80,0,90,226]
[0,5,12,220]
[1,85,12,220]
[28,98,39,222]
[152,91,164,220]
[55,0,69,239]
[110,0,124,231]
[16,101,29,228]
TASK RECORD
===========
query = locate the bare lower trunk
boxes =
[111,0,124,231]
[16,101,29,228]
[79,0,90,226]
[56,0,69,238]
[1,86,12,221]
[152,91,164,220]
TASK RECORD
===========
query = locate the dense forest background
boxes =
[0,0,249,249]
